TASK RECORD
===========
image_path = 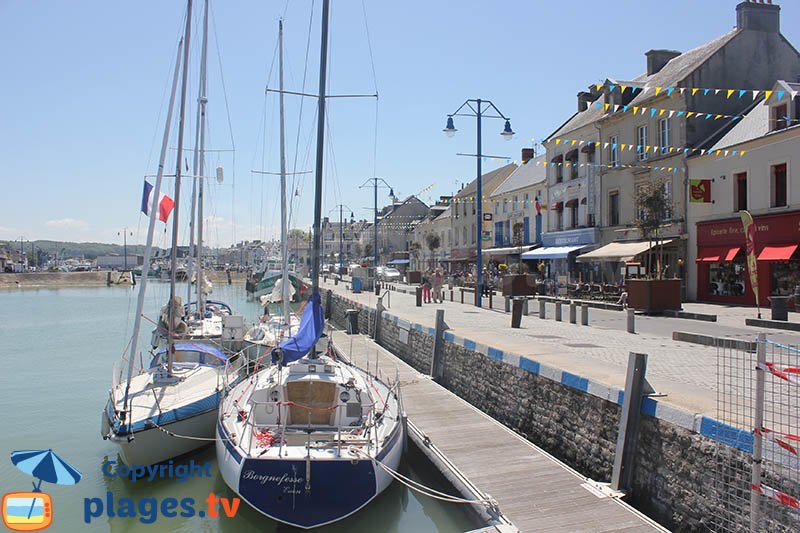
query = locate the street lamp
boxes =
[359,177,395,268]
[118,228,133,270]
[329,204,354,275]
[444,99,514,307]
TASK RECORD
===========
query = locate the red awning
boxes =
[696,246,741,262]
[757,244,798,261]
[565,198,579,208]
[551,201,563,210]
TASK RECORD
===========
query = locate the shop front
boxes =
[521,228,599,281]
[696,211,800,308]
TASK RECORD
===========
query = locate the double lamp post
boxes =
[443,99,514,307]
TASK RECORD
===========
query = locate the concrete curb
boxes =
[672,331,757,352]
[745,318,800,332]
[663,310,717,322]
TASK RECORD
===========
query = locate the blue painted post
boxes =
[475,99,482,308]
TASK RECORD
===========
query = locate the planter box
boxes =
[407,270,421,284]
[502,274,537,297]
[627,278,682,312]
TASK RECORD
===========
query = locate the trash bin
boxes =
[769,295,790,321]
[511,297,524,328]
[415,286,423,307]
[352,277,362,294]
[345,309,359,334]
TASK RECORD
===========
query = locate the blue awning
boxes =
[387,259,410,265]
[521,245,589,260]
[154,342,229,362]
[278,293,324,364]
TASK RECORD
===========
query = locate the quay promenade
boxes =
[322,277,799,417]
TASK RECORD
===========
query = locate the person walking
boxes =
[432,269,444,303]
[421,271,432,303]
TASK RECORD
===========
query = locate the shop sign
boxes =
[697,211,800,246]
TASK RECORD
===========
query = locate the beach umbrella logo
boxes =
[2,449,82,531]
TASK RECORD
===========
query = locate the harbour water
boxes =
[0,283,478,532]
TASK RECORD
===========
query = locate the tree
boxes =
[425,233,441,269]
[288,228,310,240]
[633,177,673,279]
[409,241,422,270]
[363,243,373,259]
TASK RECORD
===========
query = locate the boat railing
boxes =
[231,398,380,457]
[220,354,249,392]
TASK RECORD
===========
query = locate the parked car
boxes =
[378,267,401,282]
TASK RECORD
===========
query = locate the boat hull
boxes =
[216,421,403,529]
[105,407,217,466]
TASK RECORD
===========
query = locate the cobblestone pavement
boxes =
[322,278,800,417]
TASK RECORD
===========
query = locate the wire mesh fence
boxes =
[714,333,800,532]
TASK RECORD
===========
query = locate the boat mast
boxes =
[279,19,290,324]
[311,0,330,296]
[123,39,184,411]
[168,0,193,376]
[196,0,209,315]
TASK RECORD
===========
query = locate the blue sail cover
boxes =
[278,293,325,364]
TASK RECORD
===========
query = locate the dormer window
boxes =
[772,103,788,131]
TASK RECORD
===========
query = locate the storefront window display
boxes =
[708,261,746,296]
[771,260,800,296]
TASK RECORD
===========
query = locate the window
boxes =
[470,224,476,244]
[472,201,476,215]
[494,202,499,215]
[637,125,648,161]
[524,193,530,208]
[556,162,563,183]
[503,199,508,213]
[570,205,578,229]
[659,119,670,154]
[609,135,619,167]
[734,172,747,212]
[462,227,467,246]
[771,163,787,207]
[609,191,620,226]
[555,205,564,231]
[454,229,459,246]
[772,104,788,131]
[513,195,518,211]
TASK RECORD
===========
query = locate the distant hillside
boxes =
[0,240,157,260]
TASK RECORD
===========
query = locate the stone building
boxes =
[545,0,800,285]
[410,201,452,270]
[687,79,800,307]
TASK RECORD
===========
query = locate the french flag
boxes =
[141,180,175,223]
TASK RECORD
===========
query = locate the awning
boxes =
[565,198,579,208]
[387,258,410,265]
[484,245,535,256]
[521,245,589,260]
[696,246,740,263]
[551,201,563,210]
[576,239,675,263]
[757,244,798,261]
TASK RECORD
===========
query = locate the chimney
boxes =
[521,148,534,163]
[577,91,595,112]
[645,49,681,76]
[736,1,780,33]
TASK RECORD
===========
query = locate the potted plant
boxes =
[502,261,536,296]
[626,177,681,312]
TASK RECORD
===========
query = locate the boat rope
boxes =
[349,447,497,507]
[149,419,230,442]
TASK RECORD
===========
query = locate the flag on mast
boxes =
[141,180,175,223]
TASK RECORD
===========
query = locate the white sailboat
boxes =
[217,7,405,529]
[102,0,243,466]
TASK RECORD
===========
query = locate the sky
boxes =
[2,0,798,249]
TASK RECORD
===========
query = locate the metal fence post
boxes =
[750,332,766,532]
[611,352,648,493]
[627,308,635,334]
[430,309,446,380]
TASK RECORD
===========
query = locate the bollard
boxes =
[523,298,529,316]
[569,303,577,324]
[627,308,635,334]
[460,289,465,304]
[375,282,381,296]
[415,286,423,307]
[539,300,546,319]
[581,304,589,326]
[334,277,338,286]
[511,298,524,328]
[488,290,493,309]
[226,270,232,285]
[555,301,562,322]
[504,296,511,313]
[450,289,454,302]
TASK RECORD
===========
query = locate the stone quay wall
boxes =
[322,290,800,532]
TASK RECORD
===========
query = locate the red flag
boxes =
[159,195,175,223]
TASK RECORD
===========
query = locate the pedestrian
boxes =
[421,271,432,303]
[432,269,443,303]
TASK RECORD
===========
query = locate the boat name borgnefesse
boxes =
[216,294,405,529]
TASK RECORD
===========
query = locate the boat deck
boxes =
[332,332,666,533]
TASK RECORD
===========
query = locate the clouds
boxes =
[202,216,279,247]
[44,218,90,229]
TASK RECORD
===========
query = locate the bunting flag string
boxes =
[546,138,746,158]
[593,83,797,103]
[586,101,744,122]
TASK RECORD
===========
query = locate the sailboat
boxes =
[243,20,302,356]
[101,0,244,467]
[217,6,405,529]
